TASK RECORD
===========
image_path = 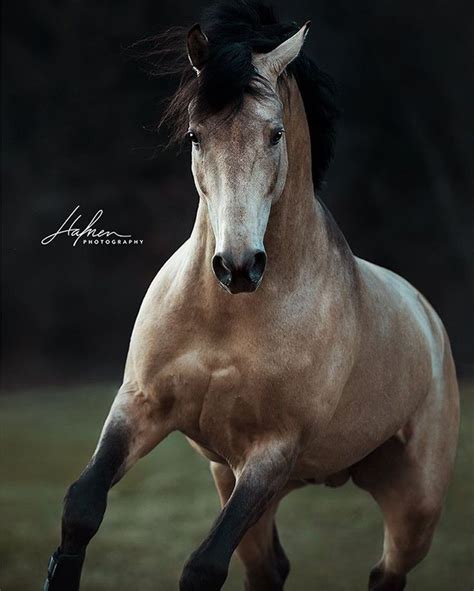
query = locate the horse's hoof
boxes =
[43,548,85,591]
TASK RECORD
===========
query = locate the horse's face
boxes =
[187,23,310,294]
[188,94,287,294]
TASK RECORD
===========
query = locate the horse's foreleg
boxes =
[43,383,170,591]
[211,462,289,591]
[180,443,296,591]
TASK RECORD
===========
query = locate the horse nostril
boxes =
[212,254,232,286]
[212,250,266,293]
[248,250,267,284]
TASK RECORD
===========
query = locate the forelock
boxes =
[135,0,339,189]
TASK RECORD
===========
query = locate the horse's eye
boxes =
[271,129,285,146]
[186,130,200,146]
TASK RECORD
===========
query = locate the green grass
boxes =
[1,383,473,590]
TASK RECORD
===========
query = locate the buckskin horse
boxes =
[44,2,459,590]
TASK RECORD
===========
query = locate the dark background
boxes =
[1,3,473,590]
[2,0,473,388]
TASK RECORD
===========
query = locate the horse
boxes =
[43,2,459,590]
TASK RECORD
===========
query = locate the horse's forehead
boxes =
[192,93,282,137]
[246,93,283,119]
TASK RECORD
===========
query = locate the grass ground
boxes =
[1,383,473,591]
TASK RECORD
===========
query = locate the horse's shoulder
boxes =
[356,258,425,311]
[355,257,446,360]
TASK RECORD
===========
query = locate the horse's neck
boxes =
[261,80,341,287]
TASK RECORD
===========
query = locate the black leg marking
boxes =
[61,427,128,553]
[369,565,407,591]
[43,548,85,591]
[44,425,129,591]
[180,447,294,591]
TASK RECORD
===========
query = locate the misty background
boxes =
[2,0,473,387]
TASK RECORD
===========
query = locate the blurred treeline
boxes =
[2,0,473,388]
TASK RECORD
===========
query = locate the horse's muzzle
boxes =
[212,250,267,294]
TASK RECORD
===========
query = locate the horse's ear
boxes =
[253,21,311,85]
[187,24,209,75]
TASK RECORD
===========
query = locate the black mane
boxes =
[139,0,338,189]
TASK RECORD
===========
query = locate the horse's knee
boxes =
[179,553,228,591]
[62,476,107,551]
[405,500,440,533]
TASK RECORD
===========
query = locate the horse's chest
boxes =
[151,343,309,461]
